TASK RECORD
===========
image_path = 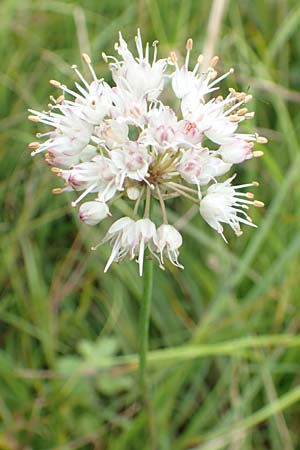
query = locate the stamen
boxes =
[51,167,61,173]
[209,68,234,88]
[254,200,264,207]
[253,151,264,157]
[81,52,91,64]
[152,40,159,63]
[28,115,40,122]
[49,79,61,88]
[28,142,40,150]
[71,183,97,207]
[82,53,98,81]
[257,136,268,144]
[71,64,90,89]
[237,107,248,116]
[156,184,168,224]
[170,51,178,66]
[52,188,63,194]
[56,94,65,104]
[244,94,253,103]
[185,38,193,68]
[210,55,219,67]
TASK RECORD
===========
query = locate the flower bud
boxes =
[79,201,109,226]
[219,139,252,164]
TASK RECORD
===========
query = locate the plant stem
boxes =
[139,254,156,449]
[139,253,154,392]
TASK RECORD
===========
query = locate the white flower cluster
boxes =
[29,30,266,275]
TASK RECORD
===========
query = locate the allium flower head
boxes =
[29,30,266,275]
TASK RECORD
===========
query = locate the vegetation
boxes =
[1,0,300,448]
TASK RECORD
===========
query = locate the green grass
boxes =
[1,0,300,448]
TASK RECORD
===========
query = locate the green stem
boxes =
[139,254,156,449]
[139,253,154,392]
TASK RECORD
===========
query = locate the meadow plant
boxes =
[28,30,267,411]
[28,30,267,277]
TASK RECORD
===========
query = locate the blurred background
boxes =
[1,0,300,449]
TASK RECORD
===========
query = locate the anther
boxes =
[170,51,177,63]
[28,115,40,122]
[102,52,108,62]
[49,79,61,88]
[28,142,40,150]
[246,192,255,199]
[254,200,264,208]
[237,107,248,116]
[253,150,264,157]
[82,52,91,64]
[244,94,253,103]
[186,38,193,50]
[245,112,255,119]
[197,54,203,64]
[252,181,259,187]
[52,188,63,194]
[56,94,64,104]
[229,115,240,122]
[257,136,268,144]
[51,167,61,173]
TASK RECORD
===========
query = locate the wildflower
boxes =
[110,29,167,101]
[178,147,231,189]
[199,176,264,242]
[153,225,183,269]
[79,201,110,225]
[102,217,156,276]
[29,31,266,274]
[219,138,253,164]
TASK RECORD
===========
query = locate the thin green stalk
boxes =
[139,254,156,448]
[139,253,154,391]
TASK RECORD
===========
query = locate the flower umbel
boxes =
[29,30,266,275]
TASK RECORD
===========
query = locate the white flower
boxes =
[181,98,240,145]
[177,120,202,147]
[219,138,253,164]
[29,31,266,274]
[171,39,233,102]
[28,107,93,166]
[102,217,136,271]
[153,224,183,269]
[94,119,129,149]
[178,148,231,188]
[110,141,152,186]
[140,105,178,151]
[110,86,147,126]
[110,29,167,101]
[133,219,157,276]
[72,80,112,125]
[79,201,109,225]
[103,217,156,276]
[199,177,261,241]
[60,155,119,204]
